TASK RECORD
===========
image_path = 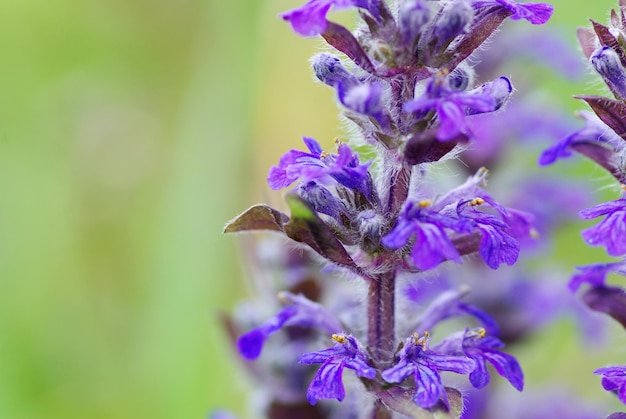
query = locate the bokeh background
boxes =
[0,0,621,418]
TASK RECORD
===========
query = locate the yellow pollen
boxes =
[477,328,486,338]
[421,331,429,350]
[622,184,626,191]
[418,199,432,208]
[332,334,347,344]
[320,151,331,158]
[469,197,484,206]
[277,292,288,303]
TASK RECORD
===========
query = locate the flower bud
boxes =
[448,65,473,91]
[312,53,358,88]
[399,0,432,45]
[432,1,473,51]
[357,209,384,252]
[591,46,626,99]
[298,181,345,220]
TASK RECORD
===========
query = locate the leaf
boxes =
[378,387,463,419]
[283,194,358,269]
[322,22,376,75]
[577,27,597,60]
[446,8,510,71]
[575,95,626,138]
[223,205,289,233]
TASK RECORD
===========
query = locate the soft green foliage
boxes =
[0,0,621,418]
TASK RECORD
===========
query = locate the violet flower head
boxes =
[594,366,626,404]
[472,0,554,24]
[461,328,524,390]
[580,197,626,257]
[298,334,376,405]
[237,292,342,360]
[413,287,501,336]
[538,110,623,166]
[569,260,626,292]
[404,73,499,141]
[281,0,379,37]
[268,137,372,198]
[433,328,523,390]
[381,332,475,409]
[382,200,473,271]
[457,200,520,269]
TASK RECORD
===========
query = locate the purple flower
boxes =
[268,137,372,198]
[569,260,626,292]
[539,110,623,166]
[457,200,520,269]
[281,0,378,37]
[237,292,342,360]
[413,287,500,336]
[298,334,376,404]
[594,365,626,404]
[580,198,626,257]
[382,200,474,270]
[404,73,498,141]
[472,0,553,24]
[438,328,524,390]
[381,333,475,409]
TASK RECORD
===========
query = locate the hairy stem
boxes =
[367,270,396,367]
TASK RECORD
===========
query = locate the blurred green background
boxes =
[0,0,621,418]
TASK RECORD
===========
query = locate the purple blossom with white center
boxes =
[267,136,372,199]
[381,333,475,409]
[298,334,376,404]
[237,292,342,360]
[382,201,474,270]
[435,328,524,391]
[580,197,626,257]
[281,0,380,37]
[472,0,554,24]
[404,73,498,141]
[594,366,626,404]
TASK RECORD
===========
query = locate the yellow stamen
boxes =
[477,328,486,338]
[469,197,484,206]
[621,184,626,191]
[332,334,347,344]
[320,151,331,158]
[418,199,432,208]
[530,228,540,239]
[277,292,288,303]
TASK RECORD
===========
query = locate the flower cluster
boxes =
[540,1,626,411]
[222,0,558,417]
